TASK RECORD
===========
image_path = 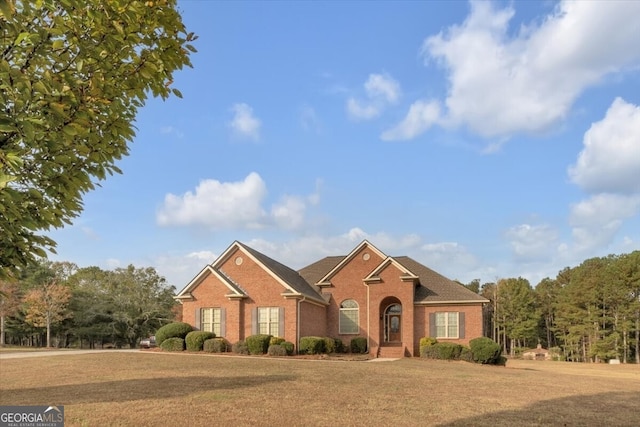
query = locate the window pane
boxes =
[448,313,458,338]
[340,309,358,334]
[436,312,446,337]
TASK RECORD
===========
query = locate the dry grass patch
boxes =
[1,353,638,426]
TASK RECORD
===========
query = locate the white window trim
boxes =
[436,312,459,339]
[201,307,222,336]
[258,307,280,337]
[339,300,359,335]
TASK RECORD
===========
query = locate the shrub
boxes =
[155,322,193,346]
[270,337,285,346]
[281,341,295,356]
[333,338,346,353]
[323,337,340,354]
[419,337,438,347]
[267,344,288,357]
[460,346,474,362]
[350,337,367,354]
[160,337,184,352]
[469,337,502,364]
[421,342,463,360]
[185,331,215,352]
[299,336,326,355]
[246,334,272,355]
[203,337,229,353]
[232,340,249,355]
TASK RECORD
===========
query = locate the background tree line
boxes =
[0,260,178,348]
[469,250,640,363]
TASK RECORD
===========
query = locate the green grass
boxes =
[1,352,639,426]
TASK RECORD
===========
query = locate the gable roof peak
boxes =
[314,239,388,285]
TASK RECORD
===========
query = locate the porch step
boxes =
[378,345,405,358]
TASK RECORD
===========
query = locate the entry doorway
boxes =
[383,303,402,343]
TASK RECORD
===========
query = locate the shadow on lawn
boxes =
[439,391,640,427]
[2,374,295,405]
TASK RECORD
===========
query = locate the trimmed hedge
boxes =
[282,341,295,356]
[269,337,285,346]
[155,322,193,346]
[299,336,326,354]
[246,334,272,355]
[267,344,288,357]
[419,337,438,347]
[186,331,215,352]
[421,342,464,360]
[350,337,367,354]
[469,337,502,364]
[204,338,230,353]
[160,337,185,352]
[232,340,249,355]
[323,337,339,354]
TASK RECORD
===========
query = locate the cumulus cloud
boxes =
[568,98,640,194]
[381,100,441,141]
[505,223,559,262]
[387,0,640,140]
[566,98,640,253]
[229,103,261,140]
[157,173,268,229]
[347,73,401,120]
[569,194,640,252]
[157,173,320,231]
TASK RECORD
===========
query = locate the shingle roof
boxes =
[394,256,488,303]
[296,251,487,304]
[298,256,345,285]
[237,242,325,302]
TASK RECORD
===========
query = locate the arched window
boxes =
[339,299,359,334]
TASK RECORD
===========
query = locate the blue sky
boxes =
[49,0,640,289]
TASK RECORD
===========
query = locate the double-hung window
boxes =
[431,312,465,339]
[257,307,281,337]
[201,308,222,336]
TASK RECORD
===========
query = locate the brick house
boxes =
[175,240,488,357]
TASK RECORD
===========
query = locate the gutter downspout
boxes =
[367,284,370,356]
[297,296,306,352]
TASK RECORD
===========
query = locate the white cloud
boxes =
[157,172,268,229]
[570,193,640,252]
[106,258,121,269]
[403,0,640,139]
[157,173,320,231]
[300,104,321,132]
[365,73,401,104]
[505,223,559,262]
[271,196,307,230]
[381,100,441,141]
[347,73,401,120]
[229,103,261,140]
[346,98,380,120]
[568,98,640,194]
[160,125,184,139]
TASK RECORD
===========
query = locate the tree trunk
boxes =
[0,315,5,346]
[46,312,51,348]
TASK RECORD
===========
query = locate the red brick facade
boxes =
[176,241,487,357]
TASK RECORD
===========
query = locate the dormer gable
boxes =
[363,256,419,284]
[315,240,387,288]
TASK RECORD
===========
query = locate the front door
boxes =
[384,304,402,343]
